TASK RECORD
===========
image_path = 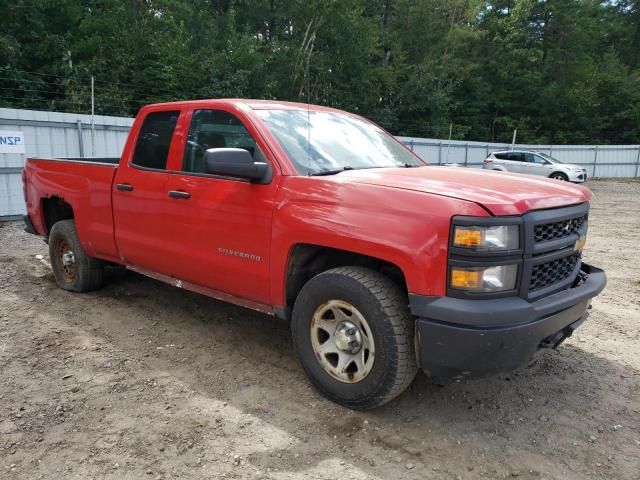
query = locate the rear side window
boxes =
[494,153,509,160]
[507,152,524,161]
[132,111,179,170]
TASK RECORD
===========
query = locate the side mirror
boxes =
[204,148,271,183]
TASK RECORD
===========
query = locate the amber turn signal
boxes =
[453,227,483,248]
[450,264,518,292]
[450,268,482,289]
[451,224,519,251]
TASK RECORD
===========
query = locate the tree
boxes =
[0,0,638,143]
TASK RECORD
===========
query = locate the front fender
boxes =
[269,177,489,306]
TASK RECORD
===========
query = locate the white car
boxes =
[483,150,587,183]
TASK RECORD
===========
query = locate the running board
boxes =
[125,265,274,316]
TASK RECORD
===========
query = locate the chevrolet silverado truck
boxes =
[22,99,606,409]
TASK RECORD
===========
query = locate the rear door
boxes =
[504,152,527,173]
[488,153,507,169]
[161,107,278,304]
[112,109,183,274]
[492,152,515,171]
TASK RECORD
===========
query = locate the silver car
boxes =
[483,150,587,183]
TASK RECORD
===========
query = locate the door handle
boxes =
[168,190,191,199]
[116,183,134,191]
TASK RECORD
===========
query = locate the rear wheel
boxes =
[291,266,417,409]
[49,219,104,292]
[550,172,568,181]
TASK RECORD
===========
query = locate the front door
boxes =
[527,153,554,177]
[162,108,278,304]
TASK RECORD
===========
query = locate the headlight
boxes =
[450,264,518,292]
[452,225,519,251]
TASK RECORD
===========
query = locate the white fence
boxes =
[0,108,133,218]
[1,107,639,218]
[398,137,640,178]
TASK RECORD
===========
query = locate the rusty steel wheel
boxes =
[310,299,375,383]
[49,220,104,292]
[54,238,76,282]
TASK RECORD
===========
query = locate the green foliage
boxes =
[0,0,638,143]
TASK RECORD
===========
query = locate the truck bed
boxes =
[24,156,120,262]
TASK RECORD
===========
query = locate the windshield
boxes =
[538,152,565,164]
[255,109,424,175]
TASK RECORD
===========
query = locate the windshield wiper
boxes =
[310,164,422,176]
[310,166,355,176]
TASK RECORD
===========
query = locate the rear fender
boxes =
[24,159,120,262]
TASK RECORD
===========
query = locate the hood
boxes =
[558,163,586,170]
[334,166,592,216]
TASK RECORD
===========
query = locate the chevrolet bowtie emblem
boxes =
[575,234,587,253]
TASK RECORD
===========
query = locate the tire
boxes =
[291,266,417,409]
[550,172,568,181]
[49,219,104,292]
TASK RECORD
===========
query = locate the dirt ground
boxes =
[1,179,639,480]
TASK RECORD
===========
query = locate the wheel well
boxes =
[285,244,408,311]
[549,171,568,178]
[42,196,74,234]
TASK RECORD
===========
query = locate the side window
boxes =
[524,153,536,163]
[183,109,262,174]
[131,111,179,170]
[508,152,524,162]
[532,155,547,164]
[494,153,508,160]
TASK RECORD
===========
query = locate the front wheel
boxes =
[550,172,569,181]
[291,267,417,409]
[49,219,104,292]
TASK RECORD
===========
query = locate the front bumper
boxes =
[410,263,606,379]
[568,170,587,183]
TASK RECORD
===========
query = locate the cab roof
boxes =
[144,98,347,113]
[492,150,543,155]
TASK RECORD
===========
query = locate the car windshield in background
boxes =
[538,152,565,164]
[256,109,424,175]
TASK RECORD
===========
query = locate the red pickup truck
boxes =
[23,99,606,408]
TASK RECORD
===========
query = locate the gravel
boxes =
[0,179,639,479]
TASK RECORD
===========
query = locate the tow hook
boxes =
[539,316,586,349]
